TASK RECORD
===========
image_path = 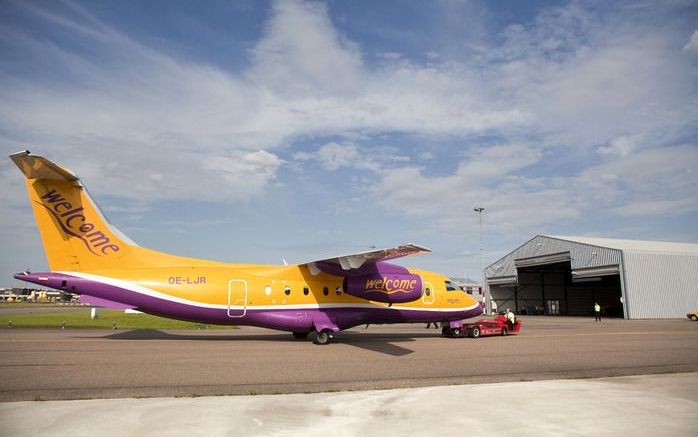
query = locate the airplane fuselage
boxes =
[18,264,482,333]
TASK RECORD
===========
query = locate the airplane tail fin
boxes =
[10,150,137,272]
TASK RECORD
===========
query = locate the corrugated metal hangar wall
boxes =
[486,235,698,319]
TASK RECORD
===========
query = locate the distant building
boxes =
[452,278,486,313]
[452,278,483,298]
[0,287,76,302]
[486,235,698,319]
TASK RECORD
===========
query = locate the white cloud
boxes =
[0,0,696,243]
[293,142,411,172]
[374,143,548,220]
[295,142,370,171]
[456,144,542,181]
[0,160,38,229]
[0,0,533,207]
[249,0,363,96]
[683,30,698,51]
[202,151,283,198]
[418,151,435,161]
[611,198,697,217]
[486,5,697,152]
[579,145,698,216]
[597,135,642,157]
[372,142,698,237]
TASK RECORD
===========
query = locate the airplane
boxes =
[9,151,482,344]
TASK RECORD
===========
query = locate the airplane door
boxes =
[422,281,435,305]
[227,279,248,318]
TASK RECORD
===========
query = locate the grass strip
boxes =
[0,309,238,330]
[0,302,66,308]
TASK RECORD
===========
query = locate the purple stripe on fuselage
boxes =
[14,272,482,332]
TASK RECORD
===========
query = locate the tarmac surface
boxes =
[1,373,697,436]
[1,316,696,402]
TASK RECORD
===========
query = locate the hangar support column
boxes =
[620,252,629,319]
[540,272,546,315]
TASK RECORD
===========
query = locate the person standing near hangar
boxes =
[505,308,516,330]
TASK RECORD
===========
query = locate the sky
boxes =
[1,0,697,286]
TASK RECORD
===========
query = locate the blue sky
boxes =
[1,0,697,285]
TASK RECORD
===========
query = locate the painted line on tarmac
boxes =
[0,339,133,342]
[523,331,698,338]
[0,363,76,367]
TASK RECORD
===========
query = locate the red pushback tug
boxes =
[462,315,522,338]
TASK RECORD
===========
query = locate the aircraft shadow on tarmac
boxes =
[95,329,440,356]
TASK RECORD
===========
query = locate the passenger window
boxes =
[323,286,329,296]
[284,286,291,296]
[303,286,309,296]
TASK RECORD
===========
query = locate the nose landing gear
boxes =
[442,325,465,338]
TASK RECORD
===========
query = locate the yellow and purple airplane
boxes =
[10,151,482,344]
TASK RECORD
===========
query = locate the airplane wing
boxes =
[301,244,431,274]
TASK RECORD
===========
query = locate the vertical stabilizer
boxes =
[10,151,133,271]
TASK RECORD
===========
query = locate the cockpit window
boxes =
[445,281,458,291]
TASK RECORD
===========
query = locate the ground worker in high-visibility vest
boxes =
[594,303,601,322]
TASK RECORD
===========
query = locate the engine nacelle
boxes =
[344,273,423,304]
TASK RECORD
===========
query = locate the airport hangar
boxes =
[485,235,698,319]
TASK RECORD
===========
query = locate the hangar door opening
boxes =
[489,261,624,318]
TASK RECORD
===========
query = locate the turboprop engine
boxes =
[343,273,423,304]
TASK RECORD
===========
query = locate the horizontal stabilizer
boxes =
[10,150,79,182]
[79,294,136,310]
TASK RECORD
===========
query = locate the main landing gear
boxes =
[293,329,334,345]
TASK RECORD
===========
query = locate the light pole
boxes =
[473,207,486,314]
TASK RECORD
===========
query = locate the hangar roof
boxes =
[485,235,698,281]
[548,236,698,254]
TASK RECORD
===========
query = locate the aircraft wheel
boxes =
[690,315,698,321]
[469,327,480,338]
[292,331,309,339]
[501,328,508,336]
[312,330,332,345]
[450,327,463,338]
[441,326,449,337]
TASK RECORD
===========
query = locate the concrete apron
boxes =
[1,373,697,437]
